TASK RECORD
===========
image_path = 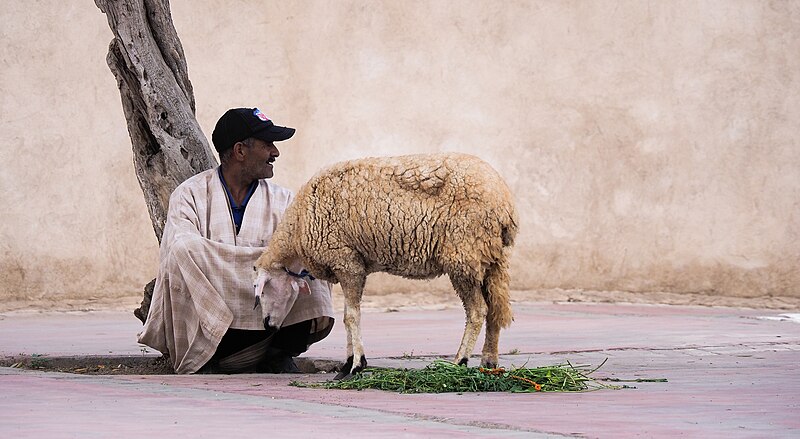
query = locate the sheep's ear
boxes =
[291,278,311,295]
[299,279,311,295]
[254,269,270,297]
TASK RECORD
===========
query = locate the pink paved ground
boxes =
[1,302,799,438]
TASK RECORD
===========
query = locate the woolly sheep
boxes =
[253,152,518,378]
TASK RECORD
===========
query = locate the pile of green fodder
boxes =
[292,359,617,393]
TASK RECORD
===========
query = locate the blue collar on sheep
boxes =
[284,267,316,281]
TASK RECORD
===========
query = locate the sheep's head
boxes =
[253,265,311,333]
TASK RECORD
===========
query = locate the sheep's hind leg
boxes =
[452,278,486,366]
[481,316,500,368]
[334,274,367,380]
[480,260,513,368]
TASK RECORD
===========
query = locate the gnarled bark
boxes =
[96,0,217,322]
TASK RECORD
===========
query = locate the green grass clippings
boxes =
[291,359,633,393]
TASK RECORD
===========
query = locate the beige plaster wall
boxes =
[1,0,798,305]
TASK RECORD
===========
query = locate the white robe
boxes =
[138,168,334,374]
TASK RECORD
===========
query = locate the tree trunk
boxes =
[96,0,217,323]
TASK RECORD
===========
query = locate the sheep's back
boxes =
[298,153,516,277]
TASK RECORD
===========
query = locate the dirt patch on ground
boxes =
[0,354,342,375]
[0,354,175,375]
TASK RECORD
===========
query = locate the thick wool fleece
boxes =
[258,153,518,327]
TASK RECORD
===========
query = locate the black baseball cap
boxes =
[211,107,296,154]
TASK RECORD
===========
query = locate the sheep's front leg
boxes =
[334,274,367,380]
[344,302,354,360]
[452,279,487,366]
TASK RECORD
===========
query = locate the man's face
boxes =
[243,138,280,180]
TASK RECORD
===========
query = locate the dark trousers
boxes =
[212,319,313,360]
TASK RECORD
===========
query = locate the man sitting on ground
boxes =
[138,107,334,374]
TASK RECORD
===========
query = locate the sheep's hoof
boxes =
[334,355,354,380]
[333,355,367,380]
[482,361,498,369]
[352,355,367,374]
[458,357,468,366]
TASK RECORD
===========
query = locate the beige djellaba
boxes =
[138,168,334,374]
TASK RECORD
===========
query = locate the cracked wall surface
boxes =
[0,1,798,302]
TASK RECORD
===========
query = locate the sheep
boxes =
[253,152,518,378]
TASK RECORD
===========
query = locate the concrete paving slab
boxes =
[1,302,799,438]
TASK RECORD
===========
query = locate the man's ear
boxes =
[233,141,248,161]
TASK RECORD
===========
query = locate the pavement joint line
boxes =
[369,342,798,360]
[547,341,798,355]
[0,368,568,438]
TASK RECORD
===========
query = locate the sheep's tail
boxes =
[483,198,517,328]
[483,248,514,329]
[501,204,518,247]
